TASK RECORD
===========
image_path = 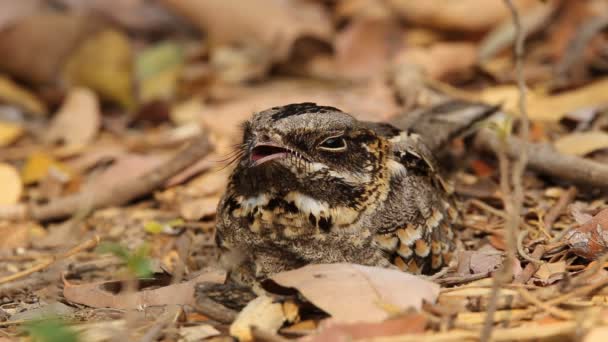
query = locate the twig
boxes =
[545,186,578,235]
[515,288,573,320]
[0,236,100,284]
[476,130,608,190]
[193,296,238,324]
[481,1,529,341]
[516,230,542,264]
[0,135,211,221]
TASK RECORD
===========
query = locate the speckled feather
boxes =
[215,103,457,285]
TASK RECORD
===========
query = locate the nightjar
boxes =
[215,103,458,285]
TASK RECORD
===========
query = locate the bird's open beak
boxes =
[250,142,290,166]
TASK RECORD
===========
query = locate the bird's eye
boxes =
[318,136,347,151]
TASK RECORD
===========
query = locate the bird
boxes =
[214,102,459,285]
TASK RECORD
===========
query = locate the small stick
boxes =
[0,236,100,284]
[0,135,211,221]
[515,288,573,320]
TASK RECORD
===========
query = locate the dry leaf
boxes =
[334,18,402,79]
[84,154,167,192]
[565,208,608,260]
[45,87,101,147]
[0,163,22,204]
[179,325,221,342]
[0,222,39,249]
[0,0,43,31]
[63,29,134,109]
[20,151,71,185]
[178,197,219,221]
[136,42,184,102]
[386,0,535,32]
[229,295,286,342]
[63,269,226,309]
[304,314,426,342]
[585,326,608,342]
[0,121,23,147]
[0,75,46,115]
[553,131,608,156]
[269,263,439,323]
[0,13,98,85]
[394,42,477,80]
[160,0,332,62]
[480,78,608,121]
[533,261,566,285]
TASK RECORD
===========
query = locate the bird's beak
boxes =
[250,141,290,166]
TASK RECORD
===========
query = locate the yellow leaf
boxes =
[21,151,71,185]
[0,75,46,115]
[63,30,134,109]
[480,78,608,122]
[554,131,608,156]
[0,163,22,204]
[0,121,24,147]
[136,42,183,103]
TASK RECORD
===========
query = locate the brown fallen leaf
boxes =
[45,87,101,147]
[553,131,608,156]
[385,0,535,33]
[63,269,226,309]
[229,295,286,342]
[0,162,22,204]
[304,313,427,342]
[0,13,98,85]
[0,221,43,249]
[334,18,403,80]
[269,263,439,323]
[565,208,608,259]
[63,29,135,109]
[0,75,46,115]
[160,0,332,62]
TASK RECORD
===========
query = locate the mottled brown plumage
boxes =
[215,103,457,285]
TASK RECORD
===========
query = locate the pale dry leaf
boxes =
[0,13,98,85]
[553,131,608,156]
[303,314,427,342]
[84,154,167,193]
[585,326,608,342]
[480,78,608,121]
[160,0,332,62]
[394,42,477,80]
[270,263,440,323]
[45,87,101,147]
[533,261,566,285]
[0,163,22,205]
[178,197,219,221]
[0,121,24,147]
[63,269,226,309]
[0,0,43,31]
[385,0,536,32]
[230,295,286,342]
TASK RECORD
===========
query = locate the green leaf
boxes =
[95,242,129,260]
[24,319,79,342]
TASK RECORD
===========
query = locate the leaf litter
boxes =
[0,0,607,341]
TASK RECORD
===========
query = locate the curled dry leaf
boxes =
[229,295,286,342]
[565,208,608,260]
[269,263,440,323]
[553,131,608,156]
[385,0,535,33]
[45,87,101,147]
[0,163,22,205]
[533,261,566,285]
[63,269,226,309]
